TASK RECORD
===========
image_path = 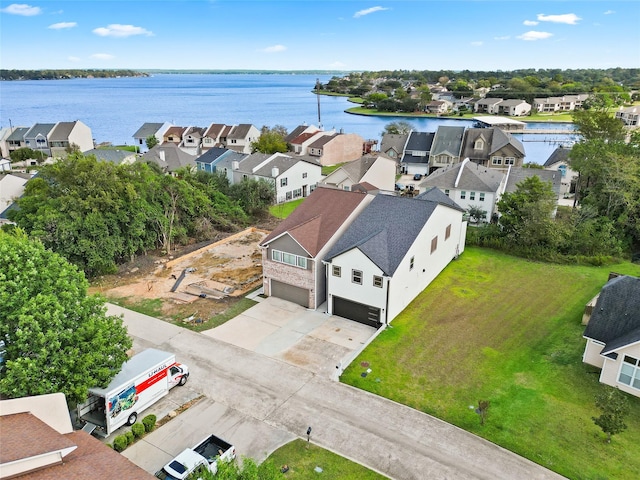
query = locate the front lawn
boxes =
[269,199,305,219]
[341,247,640,479]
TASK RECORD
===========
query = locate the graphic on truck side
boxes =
[109,385,138,418]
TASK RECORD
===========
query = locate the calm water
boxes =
[0,73,577,163]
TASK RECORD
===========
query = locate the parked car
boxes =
[395,183,405,191]
[413,173,422,180]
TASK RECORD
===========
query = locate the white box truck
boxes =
[77,348,189,437]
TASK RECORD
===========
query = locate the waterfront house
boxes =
[259,187,373,309]
[461,127,525,169]
[285,124,321,143]
[225,124,260,154]
[425,100,452,115]
[496,99,531,117]
[533,94,588,112]
[379,133,408,161]
[162,126,187,145]
[615,105,640,126]
[196,146,233,173]
[428,125,466,173]
[141,142,196,173]
[180,126,206,155]
[321,154,396,192]
[306,131,365,166]
[48,121,94,157]
[23,124,56,157]
[132,122,172,153]
[400,131,435,176]
[543,145,577,198]
[324,190,467,326]
[583,275,640,398]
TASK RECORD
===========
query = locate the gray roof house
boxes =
[428,125,466,172]
[583,275,640,398]
[543,145,577,199]
[141,142,196,173]
[48,121,94,157]
[503,166,562,199]
[4,127,29,155]
[461,127,525,170]
[400,131,435,175]
[23,123,56,156]
[132,122,172,152]
[196,147,233,174]
[84,148,137,165]
[321,154,397,192]
[324,192,467,327]
[225,124,260,154]
[379,133,408,161]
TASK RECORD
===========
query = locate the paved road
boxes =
[109,303,565,480]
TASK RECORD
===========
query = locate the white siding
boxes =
[274,162,322,203]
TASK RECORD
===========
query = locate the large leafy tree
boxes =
[0,230,132,404]
[251,125,288,154]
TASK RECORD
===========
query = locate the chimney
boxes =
[232,161,239,170]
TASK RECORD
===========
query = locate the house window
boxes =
[460,191,466,200]
[373,275,383,288]
[293,188,302,198]
[474,139,484,150]
[332,266,341,277]
[271,249,307,269]
[286,191,292,200]
[505,157,515,165]
[469,192,475,201]
[410,256,415,270]
[280,178,288,187]
[479,193,485,202]
[431,236,438,253]
[444,189,450,197]
[619,356,640,389]
[445,224,451,240]
[352,269,363,285]
[302,172,307,179]
[243,174,248,180]
[491,156,502,165]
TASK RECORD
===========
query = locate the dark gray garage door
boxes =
[332,296,381,327]
[270,280,310,308]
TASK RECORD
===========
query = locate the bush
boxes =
[131,422,145,438]
[125,430,135,445]
[113,435,129,452]
[142,414,157,433]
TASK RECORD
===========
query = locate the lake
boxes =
[0,73,577,163]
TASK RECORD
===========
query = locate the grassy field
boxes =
[269,199,305,219]
[341,247,640,480]
[267,439,388,479]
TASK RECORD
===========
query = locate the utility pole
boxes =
[316,79,322,129]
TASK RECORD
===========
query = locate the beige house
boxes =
[321,154,396,192]
[48,121,94,157]
[614,105,640,127]
[582,275,640,398]
[306,132,365,166]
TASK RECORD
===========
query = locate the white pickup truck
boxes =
[155,434,236,479]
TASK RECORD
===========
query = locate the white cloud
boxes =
[48,22,77,30]
[494,35,510,41]
[517,31,553,41]
[603,10,615,15]
[93,24,153,38]
[68,56,81,62]
[470,41,483,47]
[1,3,41,16]
[537,13,581,25]
[354,6,389,18]
[90,53,115,60]
[261,44,287,53]
[523,20,539,26]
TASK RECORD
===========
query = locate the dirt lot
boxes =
[91,228,269,324]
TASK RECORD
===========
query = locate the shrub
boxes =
[142,414,157,433]
[125,430,135,445]
[113,435,129,452]
[132,422,145,438]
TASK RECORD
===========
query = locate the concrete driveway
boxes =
[202,296,377,378]
[108,303,565,480]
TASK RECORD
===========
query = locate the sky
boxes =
[1,0,639,71]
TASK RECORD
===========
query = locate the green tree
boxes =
[228,178,275,218]
[592,387,630,443]
[0,230,132,404]
[382,121,413,135]
[146,135,159,150]
[571,109,626,143]
[9,147,46,164]
[467,205,488,224]
[251,126,288,154]
[496,175,559,248]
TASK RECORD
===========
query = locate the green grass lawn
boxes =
[269,199,305,219]
[341,247,640,480]
[267,439,388,479]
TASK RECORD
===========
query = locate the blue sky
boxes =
[1,1,638,71]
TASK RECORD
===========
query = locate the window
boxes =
[619,356,640,389]
[474,139,484,150]
[445,224,451,240]
[444,189,450,197]
[302,172,307,179]
[505,157,515,165]
[286,191,292,200]
[332,266,341,277]
[243,174,248,180]
[271,249,307,269]
[373,275,383,288]
[410,256,415,270]
[460,191,466,200]
[491,156,502,165]
[293,188,302,198]
[479,193,485,202]
[558,165,567,178]
[280,178,288,187]
[431,236,438,253]
[352,269,363,285]
[469,192,476,201]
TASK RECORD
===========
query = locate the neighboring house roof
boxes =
[490,128,525,157]
[260,187,370,256]
[430,126,466,157]
[325,194,448,276]
[499,99,529,107]
[380,133,408,157]
[416,186,465,211]
[461,128,493,161]
[141,143,196,171]
[204,123,226,139]
[543,145,571,167]
[227,124,254,140]
[24,123,56,139]
[402,132,435,165]
[164,126,186,140]
[197,147,231,165]
[285,125,319,142]
[476,98,503,106]
[335,155,385,183]
[420,159,504,193]
[7,127,29,142]
[308,133,336,149]
[133,122,166,138]
[290,132,318,145]
[583,275,640,355]
[48,122,76,142]
[84,148,134,164]
[504,167,562,197]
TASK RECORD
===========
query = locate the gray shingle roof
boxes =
[7,127,29,141]
[339,155,381,182]
[324,194,442,276]
[430,126,466,157]
[380,133,408,157]
[84,149,134,164]
[196,147,230,165]
[132,123,166,139]
[490,128,525,156]
[543,145,571,167]
[48,122,75,141]
[420,160,504,193]
[141,143,196,171]
[227,124,254,140]
[504,167,562,197]
[24,123,56,139]
[583,275,640,353]
[416,187,465,211]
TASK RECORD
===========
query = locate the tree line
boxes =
[0,69,148,80]
[6,155,275,276]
